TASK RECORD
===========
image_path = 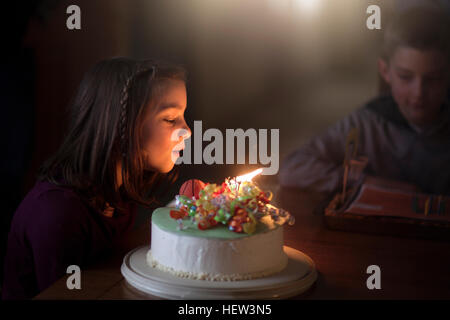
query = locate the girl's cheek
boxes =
[165,127,179,148]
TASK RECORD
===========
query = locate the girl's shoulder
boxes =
[23,180,86,213]
[11,180,137,242]
[12,180,92,236]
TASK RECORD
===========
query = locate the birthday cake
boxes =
[146,169,295,281]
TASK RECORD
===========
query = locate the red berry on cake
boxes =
[179,179,206,199]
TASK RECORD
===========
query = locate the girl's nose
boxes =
[181,121,192,140]
[172,126,191,144]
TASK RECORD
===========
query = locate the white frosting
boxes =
[148,222,288,281]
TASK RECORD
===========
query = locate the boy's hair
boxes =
[382,7,450,62]
[38,57,187,213]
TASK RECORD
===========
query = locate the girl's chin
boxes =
[161,160,177,173]
[161,165,175,173]
[144,162,175,174]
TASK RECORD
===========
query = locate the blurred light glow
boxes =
[293,0,322,14]
[266,0,290,13]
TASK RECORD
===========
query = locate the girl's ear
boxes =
[378,58,391,85]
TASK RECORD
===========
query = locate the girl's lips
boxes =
[172,149,184,157]
[172,144,185,152]
[171,150,181,163]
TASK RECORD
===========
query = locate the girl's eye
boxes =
[164,119,176,124]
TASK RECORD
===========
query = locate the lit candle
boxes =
[235,168,263,183]
[234,168,263,195]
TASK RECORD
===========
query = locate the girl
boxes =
[2,57,191,299]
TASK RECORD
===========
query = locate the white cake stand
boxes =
[121,245,317,300]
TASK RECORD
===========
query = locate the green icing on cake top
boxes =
[152,207,278,239]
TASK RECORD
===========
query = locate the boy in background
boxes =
[279,8,450,196]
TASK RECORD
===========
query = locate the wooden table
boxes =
[34,188,450,300]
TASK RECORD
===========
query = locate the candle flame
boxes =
[235,168,263,183]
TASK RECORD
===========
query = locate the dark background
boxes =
[2,0,449,288]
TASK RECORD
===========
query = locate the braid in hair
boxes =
[118,65,157,202]
[119,75,133,158]
[119,65,156,159]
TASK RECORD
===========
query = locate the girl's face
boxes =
[140,79,191,173]
[379,47,449,128]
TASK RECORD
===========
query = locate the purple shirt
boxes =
[2,180,136,300]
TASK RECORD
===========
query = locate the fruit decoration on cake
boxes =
[169,168,295,234]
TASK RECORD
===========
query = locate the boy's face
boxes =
[378,47,449,128]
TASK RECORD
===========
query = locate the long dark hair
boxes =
[38,57,187,213]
